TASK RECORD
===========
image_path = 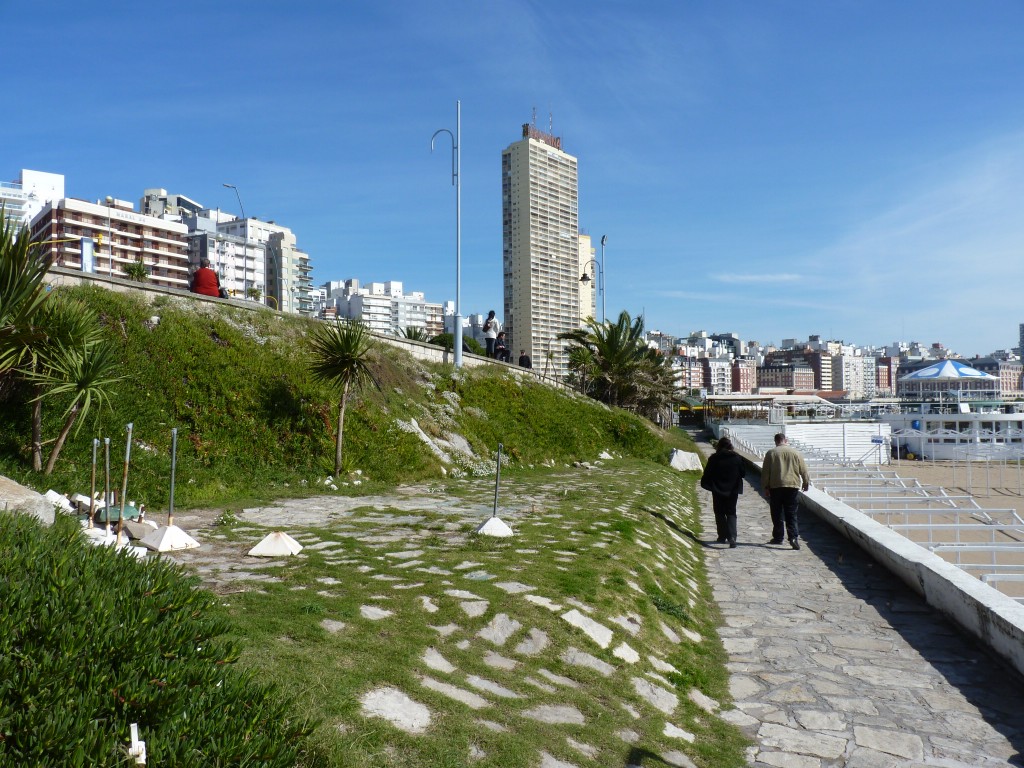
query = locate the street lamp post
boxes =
[222,183,247,299]
[579,258,604,324]
[105,196,113,279]
[431,100,463,368]
[600,234,607,322]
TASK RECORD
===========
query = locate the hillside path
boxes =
[693,436,1024,767]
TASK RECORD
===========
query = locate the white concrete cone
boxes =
[248,531,303,557]
[476,516,514,537]
[82,526,115,543]
[140,525,200,552]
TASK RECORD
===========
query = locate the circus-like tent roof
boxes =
[899,359,998,382]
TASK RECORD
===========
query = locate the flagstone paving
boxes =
[693,437,1024,767]
[164,466,724,767]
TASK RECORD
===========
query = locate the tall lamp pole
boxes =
[105,196,113,279]
[579,258,604,324]
[431,100,463,368]
[600,234,607,323]
[222,183,247,299]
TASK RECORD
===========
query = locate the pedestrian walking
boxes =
[760,433,811,549]
[700,437,745,547]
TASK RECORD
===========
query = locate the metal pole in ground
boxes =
[492,442,503,518]
[116,423,133,547]
[89,438,98,529]
[104,438,111,526]
[168,428,177,527]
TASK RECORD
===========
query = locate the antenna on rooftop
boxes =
[531,106,537,127]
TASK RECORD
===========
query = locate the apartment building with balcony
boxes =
[702,357,733,395]
[30,197,189,289]
[2,169,64,232]
[323,279,443,337]
[757,363,815,392]
[182,210,266,300]
[217,216,313,315]
[502,122,580,379]
[731,358,758,394]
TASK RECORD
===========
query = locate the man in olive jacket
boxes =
[760,433,811,549]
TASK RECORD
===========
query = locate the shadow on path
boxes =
[688,427,1024,765]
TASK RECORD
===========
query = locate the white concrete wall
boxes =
[738,448,1024,678]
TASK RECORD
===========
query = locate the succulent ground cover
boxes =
[170,457,748,767]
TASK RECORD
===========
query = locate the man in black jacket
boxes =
[701,437,746,547]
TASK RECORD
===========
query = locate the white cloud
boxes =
[712,273,801,284]
[799,131,1024,352]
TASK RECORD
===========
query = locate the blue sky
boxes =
[6,1,1024,356]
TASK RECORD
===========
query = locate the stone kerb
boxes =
[798,488,1024,677]
[736,448,1024,678]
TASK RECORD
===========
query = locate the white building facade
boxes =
[30,197,189,289]
[2,170,64,233]
[502,123,580,379]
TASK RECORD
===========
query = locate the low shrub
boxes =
[0,512,321,767]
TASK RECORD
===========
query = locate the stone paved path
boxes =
[695,439,1024,767]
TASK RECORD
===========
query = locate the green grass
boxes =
[0,283,747,766]
[202,459,747,768]
[0,285,671,509]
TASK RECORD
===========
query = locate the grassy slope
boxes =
[0,285,744,766]
[0,285,677,508]
[211,458,747,768]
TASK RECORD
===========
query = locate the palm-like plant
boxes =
[27,295,124,473]
[308,320,380,477]
[124,259,148,282]
[401,327,429,342]
[0,207,51,373]
[560,310,678,421]
[30,339,123,474]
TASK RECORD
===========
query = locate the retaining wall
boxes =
[43,266,566,389]
[740,448,1024,677]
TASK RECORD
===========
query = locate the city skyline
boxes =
[6,2,1024,356]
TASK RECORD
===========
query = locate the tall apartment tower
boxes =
[502,122,580,378]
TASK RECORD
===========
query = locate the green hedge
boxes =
[0,512,321,766]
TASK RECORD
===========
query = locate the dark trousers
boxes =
[769,487,800,542]
[712,492,739,543]
[485,338,496,358]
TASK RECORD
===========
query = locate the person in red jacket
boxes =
[190,258,222,297]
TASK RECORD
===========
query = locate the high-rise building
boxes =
[502,122,580,378]
[219,217,313,315]
[2,170,64,233]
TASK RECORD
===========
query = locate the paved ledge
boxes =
[798,486,1024,678]
[732,445,1024,678]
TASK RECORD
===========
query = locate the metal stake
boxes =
[89,438,98,529]
[492,442,503,519]
[116,423,133,546]
[104,438,111,525]
[168,428,177,527]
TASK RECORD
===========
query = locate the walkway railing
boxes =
[802,449,1024,604]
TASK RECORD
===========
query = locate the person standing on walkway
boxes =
[761,433,811,549]
[518,349,532,368]
[700,437,745,548]
[483,310,500,358]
